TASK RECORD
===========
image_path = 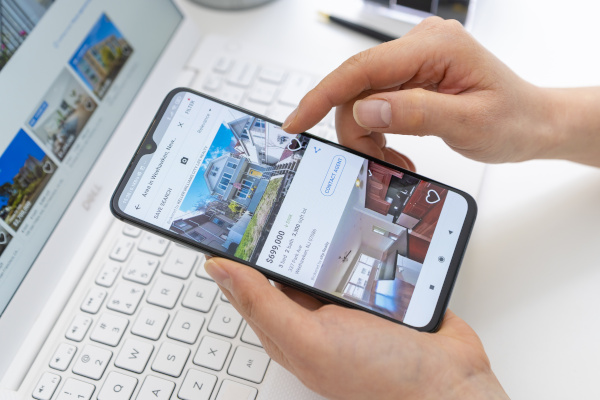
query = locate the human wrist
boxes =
[447,368,509,400]
[535,87,600,166]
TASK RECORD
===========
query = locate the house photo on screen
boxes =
[0,130,57,231]
[27,69,97,160]
[170,114,308,262]
[313,160,448,321]
[69,13,133,99]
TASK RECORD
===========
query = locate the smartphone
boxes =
[111,88,477,332]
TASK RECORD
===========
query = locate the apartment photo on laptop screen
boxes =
[0,0,181,324]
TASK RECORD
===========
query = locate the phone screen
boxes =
[113,89,476,329]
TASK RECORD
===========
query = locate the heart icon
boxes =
[287,138,305,152]
[0,232,7,245]
[43,160,54,174]
[425,189,440,204]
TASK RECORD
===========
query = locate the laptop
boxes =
[0,1,484,399]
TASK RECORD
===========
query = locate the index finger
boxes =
[282,33,431,133]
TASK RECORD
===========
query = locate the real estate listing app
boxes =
[121,91,469,327]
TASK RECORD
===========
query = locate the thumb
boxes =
[352,88,471,142]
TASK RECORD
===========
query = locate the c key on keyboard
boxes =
[208,305,242,338]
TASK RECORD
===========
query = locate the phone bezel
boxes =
[110,87,477,332]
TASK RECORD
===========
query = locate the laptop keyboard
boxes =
[180,41,337,144]
[33,225,269,400]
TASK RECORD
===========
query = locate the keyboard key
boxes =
[109,237,135,262]
[49,343,77,371]
[131,307,169,340]
[248,81,278,104]
[65,314,92,342]
[90,313,128,346]
[195,254,212,281]
[98,372,137,400]
[95,261,121,287]
[193,335,231,371]
[137,376,174,400]
[241,324,263,347]
[80,287,107,314]
[269,102,297,124]
[227,346,270,384]
[138,233,169,256]
[72,344,112,380]
[147,277,183,309]
[279,72,313,106]
[242,98,269,116]
[167,310,204,344]
[258,65,286,83]
[182,279,218,312]
[123,253,160,285]
[115,338,154,374]
[123,225,141,237]
[202,74,222,92]
[151,342,190,378]
[33,372,60,400]
[228,62,258,87]
[220,84,245,105]
[107,282,144,315]
[56,378,95,400]
[178,369,217,400]
[216,380,258,400]
[208,305,242,338]
[162,247,197,279]
[220,292,230,303]
[213,56,234,73]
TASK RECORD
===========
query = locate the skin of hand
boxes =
[281,17,600,167]
[204,257,508,400]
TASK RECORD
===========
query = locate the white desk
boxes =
[180,0,600,398]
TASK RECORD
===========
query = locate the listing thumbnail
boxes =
[170,115,308,262]
[27,69,97,160]
[0,0,55,72]
[0,227,13,257]
[313,161,448,321]
[0,130,57,231]
[69,13,133,99]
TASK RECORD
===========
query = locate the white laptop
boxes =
[0,1,484,400]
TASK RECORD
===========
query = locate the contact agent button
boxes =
[320,155,346,196]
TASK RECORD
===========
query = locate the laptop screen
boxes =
[0,0,182,316]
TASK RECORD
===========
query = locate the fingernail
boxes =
[282,107,298,130]
[204,259,231,290]
[354,99,392,128]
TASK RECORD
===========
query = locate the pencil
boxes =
[319,11,398,43]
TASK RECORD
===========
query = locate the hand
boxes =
[205,258,509,400]
[282,17,565,164]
